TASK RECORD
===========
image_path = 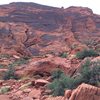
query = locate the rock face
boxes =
[64,83,100,100]
[0,2,100,100]
[15,55,79,77]
[0,2,100,56]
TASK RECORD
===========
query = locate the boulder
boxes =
[64,83,100,100]
[16,56,78,77]
[34,79,49,87]
[64,90,72,100]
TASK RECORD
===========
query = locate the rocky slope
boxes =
[0,2,100,100]
[0,2,100,56]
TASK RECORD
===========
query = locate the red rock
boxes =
[92,56,100,62]
[0,80,4,86]
[34,79,49,86]
[45,96,64,100]
[28,89,41,99]
[0,95,10,100]
[21,97,33,100]
[16,56,77,77]
[13,55,20,59]
[14,90,23,96]
[23,88,31,93]
[64,83,100,100]
[0,3,99,100]
[64,90,72,99]
[0,3,99,56]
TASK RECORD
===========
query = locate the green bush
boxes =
[48,60,100,96]
[48,69,79,96]
[3,64,19,80]
[76,49,99,59]
[80,60,100,86]
[51,69,64,79]
[0,64,5,69]
[13,58,29,66]
[59,52,68,58]
[80,60,92,83]
[0,54,11,59]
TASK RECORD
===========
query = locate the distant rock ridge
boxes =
[0,2,100,56]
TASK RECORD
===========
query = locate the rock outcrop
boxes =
[64,83,100,100]
[0,2,100,100]
[0,2,100,56]
[15,55,79,77]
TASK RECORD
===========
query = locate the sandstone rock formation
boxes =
[64,83,100,100]
[15,55,79,77]
[0,2,100,100]
[0,2,100,56]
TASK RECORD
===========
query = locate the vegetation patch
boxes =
[79,60,100,86]
[12,58,29,66]
[0,64,6,69]
[48,60,100,96]
[47,69,80,96]
[59,52,68,58]
[3,64,19,80]
[2,56,30,80]
[76,49,99,59]
[0,54,11,59]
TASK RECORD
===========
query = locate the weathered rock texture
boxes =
[64,83,100,100]
[15,55,79,77]
[0,2,100,56]
[0,2,100,100]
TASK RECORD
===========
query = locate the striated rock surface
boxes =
[0,2,100,100]
[0,2,100,56]
[15,55,79,77]
[64,83,100,100]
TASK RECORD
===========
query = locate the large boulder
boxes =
[16,55,79,77]
[64,83,100,100]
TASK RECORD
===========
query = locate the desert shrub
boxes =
[70,44,78,50]
[0,54,11,59]
[12,58,29,66]
[76,49,99,59]
[80,60,92,83]
[48,69,79,96]
[80,60,100,86]
[0,64,5,68]
[51,69,64,79]
[59,52,68,58]
[48,60,100,96]
[3,64,19,80]
[2,57,30,80]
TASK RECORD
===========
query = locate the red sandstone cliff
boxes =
[0,2,100,100]
[0,2,100,56]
